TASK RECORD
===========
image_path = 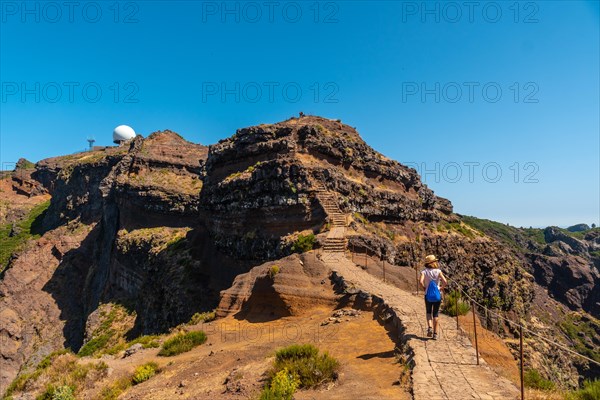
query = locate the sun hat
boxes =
[424,254,438,265]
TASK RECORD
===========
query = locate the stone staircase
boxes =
[314,182,347,253]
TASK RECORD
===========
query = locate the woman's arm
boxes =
[419,272,425,289]
[439,272,448,290]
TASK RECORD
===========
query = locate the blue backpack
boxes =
[425,280,441,302]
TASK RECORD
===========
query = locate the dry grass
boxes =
[116,227,191,255]
[121,169,202,195]
[457,313,521,385]
[525,388,567,399]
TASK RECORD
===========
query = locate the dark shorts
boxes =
[425,298,441,317]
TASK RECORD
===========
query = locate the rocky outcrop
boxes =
[0,222,94,391]
[200,116,453,260]
[217,253,335,319]
[11,158,47,197]
[529,253,600,315]
[544,227,589,255]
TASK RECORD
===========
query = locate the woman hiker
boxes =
[420,254,448,340]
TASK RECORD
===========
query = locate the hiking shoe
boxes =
[432,333,438,340]
[426,328,433,337]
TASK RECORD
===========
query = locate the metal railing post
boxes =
[415,264,419,295]
[520,325,525,400]
[472,300,479,365]
[456,290,460,330]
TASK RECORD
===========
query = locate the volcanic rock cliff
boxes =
[0,115,597,392]
[199,117,452,261]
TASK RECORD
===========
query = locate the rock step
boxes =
[324,243,347,248]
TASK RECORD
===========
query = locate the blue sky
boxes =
[1,1,598,228]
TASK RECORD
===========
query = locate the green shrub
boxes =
[98,377,132,400]
[188,311,216,325]
[36,384,75,400]
[442,291,471,317]
[52,385,75,400]
[524,369,554,390]
[132,362,159,385]
[566,379,600,400]
[78,332,113,357]
[269,344,339,389]
[268,265,280,279]
[259,368,299,400]
[105,334,161,355]
[291,233,315,253]
[158,331,207,357]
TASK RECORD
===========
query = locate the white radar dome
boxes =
[113,125,136,144]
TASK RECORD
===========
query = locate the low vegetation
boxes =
[560,227,600,240]
[77,304,135,357]
[0,200,50,274]
[37,384,76,400]
[565,379,600,400]
[259,368,299,400]
[261,344,339,398]
[75,303,162,359]
[187,310,216,325]
[352,212,369,225]
[436,222,477,239]
[4,352,108,399]
[97,377,132,400]
[442,290,471,317]
[524,369,555,391]
[4,349,73,397]
[124,169,202,195]
[268,264,280,279]
[97,361,161,399]
[559,313,600,364]
[291,233,315,253]
[131,362,159,385]
[158,331,207,357]
[224,161,265,182]
[461,215,549,249]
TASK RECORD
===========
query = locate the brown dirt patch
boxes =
[89,306,409,400]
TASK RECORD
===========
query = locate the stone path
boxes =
[321,253,520,400]
[314,183,347,254]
